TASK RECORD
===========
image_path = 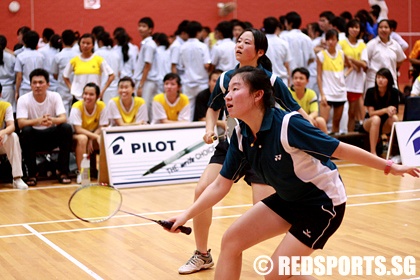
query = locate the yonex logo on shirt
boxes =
[274,154,282,161]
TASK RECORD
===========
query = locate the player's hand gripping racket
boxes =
[68,184,192,235]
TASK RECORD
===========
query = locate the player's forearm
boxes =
[205,108,220,133]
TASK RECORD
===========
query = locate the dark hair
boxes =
[23,31,40,50]
[175,20,190,36]
[355,9,373,26]
[292,67,310,79]
[114,30,130,62]
[0,35,7,66]
[325,29,339,40]
[340,11,353,21]
[42,28,55,41]
[209,69,223,80]
[61,30,76,46]
[139,17,154,29]
[237,28,272,72]
[153,32,170,49]
[17,26,30,36]
[186,21,203,38]
[374,68,395,104]
[79,33,95,53]
[319,11,335,22]
[263,17,279,34]
[388,19,398,30]
[30,68,49,83]
[331,16,346,33]
[231,19,247,31]
[96,31,113,47]
[50,34,62,50]
[215,21,233,39]
[285,11,302,29]
[370,4,381,19]
[118,76,135,88]
[163,73,182,86]
[91,26,105,37]
[0,82,2,93]
[83,82,100,98]
[231,66,274,110]
[345,19,361,38]
[307,22,323,37]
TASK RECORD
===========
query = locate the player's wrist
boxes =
[384,160,393,175]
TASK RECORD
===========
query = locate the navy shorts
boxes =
[209,139,265,186]
[262,193,346,249]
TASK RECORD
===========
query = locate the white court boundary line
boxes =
[23,224,104,280]
[1,185,418,278]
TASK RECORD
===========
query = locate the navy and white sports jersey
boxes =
[207,64,301,114]
[221,108,347,206]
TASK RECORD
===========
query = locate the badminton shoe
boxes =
[178,249,214,274]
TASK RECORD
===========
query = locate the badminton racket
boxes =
[68,184,192,235]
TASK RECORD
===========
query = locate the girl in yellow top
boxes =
[63,33,115,101]
[339,19,367,132]
[317,29,350,134]
[107,77,148,126]
[69,83,108,183]
[151,73,190,124]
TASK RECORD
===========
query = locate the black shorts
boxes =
[327,101,346,108]
[262,193,346,249]
[209,139,265,186]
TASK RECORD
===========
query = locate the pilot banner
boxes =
[395,121,420,166]
[102,123,217,188]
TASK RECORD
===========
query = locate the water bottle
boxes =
[81,154,90,186]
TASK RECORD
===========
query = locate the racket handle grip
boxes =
[159,220,192,235]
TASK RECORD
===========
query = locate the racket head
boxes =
[68,184,122,223]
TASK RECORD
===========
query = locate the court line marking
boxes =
[0,188,418,230]
[23,224,104,280]
[1,196,419,239]
[4,194,420,279]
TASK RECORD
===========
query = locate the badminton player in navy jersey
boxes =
[169,67,419,279]
[177,28,310,275]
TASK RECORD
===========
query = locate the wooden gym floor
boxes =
[0,160,419,279]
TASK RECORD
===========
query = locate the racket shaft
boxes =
[158,220,192,235]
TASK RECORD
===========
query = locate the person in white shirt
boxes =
[361,19,406,91]
[209,21,237,72]
[411,77,420,96]
[280,12,315,73]
[0,35,17,111]
[16,68,73,186]
[51,30,79,115]
[112,28,138,79]
[388,20,409,51]
[95,31,121,105]
[168,20,189,75]
[178,21,211,121]
[263,16,291,86]
[133,17,160,121]
[153,33,171,94]
[39,34,62,92]
[14,31,45,99]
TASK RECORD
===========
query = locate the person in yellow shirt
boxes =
[289,67,328,133]
[69,83,108,183]
[151,73,190,124]
[0,84,28,189]
[107,77,149,126]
